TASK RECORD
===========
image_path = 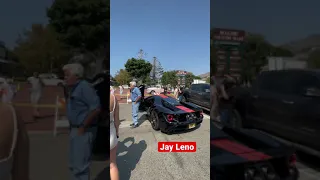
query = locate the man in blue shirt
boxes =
[129,81,141,128]
[62,63,101,180]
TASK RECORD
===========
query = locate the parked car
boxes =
[122,84,129,89]
[230,69,320,156]
[139,94,204,134]
[211,125,299,180]
[37,73,64,86]
[146,84,164,95]
[183,83,210,110]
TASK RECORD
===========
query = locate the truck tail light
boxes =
[289,153,297,166]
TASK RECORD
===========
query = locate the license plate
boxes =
[188,123,196,129]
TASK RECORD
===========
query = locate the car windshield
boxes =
[162,97,181,106]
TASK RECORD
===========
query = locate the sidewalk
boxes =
[115,104,210,180]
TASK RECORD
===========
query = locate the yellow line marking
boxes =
[0,103,63,108]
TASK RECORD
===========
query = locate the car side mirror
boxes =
[304,88,320,97]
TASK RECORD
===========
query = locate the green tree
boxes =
[144,76,152,85]
[124,58,153,80]
[307,50,320,68]
[13,24,70,74]
[114,69,131,85]
[206,76,210,83]
[271,46,294,57]
[185,73,198,87]
[161,71,178,86]
[242,34,271,82]
[47,0,110,72]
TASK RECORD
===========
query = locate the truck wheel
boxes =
[180,96,187,102]
[228,110,242,129]
[150,90,155,95]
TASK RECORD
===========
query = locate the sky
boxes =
[211,0,320,45]
[0,1,52,49]
[110,0,210,76]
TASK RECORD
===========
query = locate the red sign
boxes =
[158,142,197,152]
[212,28,246,42]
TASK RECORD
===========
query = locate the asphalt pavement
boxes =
[30,103,210,180]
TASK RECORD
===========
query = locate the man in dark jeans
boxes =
[219,75,237,127]
[177,86,184,101]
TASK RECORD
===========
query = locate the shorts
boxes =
[30,92,41,105]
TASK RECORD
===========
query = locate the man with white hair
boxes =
[62,63,100,180]
[129,81,141,128]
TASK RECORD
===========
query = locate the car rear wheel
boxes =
[149,111,160,130]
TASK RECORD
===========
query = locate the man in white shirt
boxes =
[0,78,14,103]
[27,72,44,117]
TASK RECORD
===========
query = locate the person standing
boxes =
[210,75,219,122]
[110,92,120,180]
[63,63,101,180]
[27,72,44,118]
[174,86,178,99]
[0,79,14,103]
[219,74,236,127]
[119,85,123,96]
[129,81,141,128]
[0,103,30,180]
[177,85,183,101]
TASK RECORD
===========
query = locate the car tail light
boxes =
[289,153,297,166]
[167,114,174,122]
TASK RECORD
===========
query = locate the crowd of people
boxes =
[0,63,124,180]
[1,67,237,180]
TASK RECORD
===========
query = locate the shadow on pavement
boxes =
[138,114,148,126]
[94,137,147,180]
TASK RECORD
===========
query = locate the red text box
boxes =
[158,142,197,152]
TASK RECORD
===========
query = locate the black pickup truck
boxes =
[183,83,211,110]
[231,69,320,156]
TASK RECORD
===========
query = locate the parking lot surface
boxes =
[30,103,210,180]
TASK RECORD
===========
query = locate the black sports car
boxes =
[140,94,204,134]
[211,125,299,180]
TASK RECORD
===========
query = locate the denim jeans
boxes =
[69,127,97,180]
[220,109,231,127]
[132,102,140,125]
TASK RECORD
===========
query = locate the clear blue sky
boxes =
[0,1,51,49]
[211,0,320,45]
[110,0,210,76]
